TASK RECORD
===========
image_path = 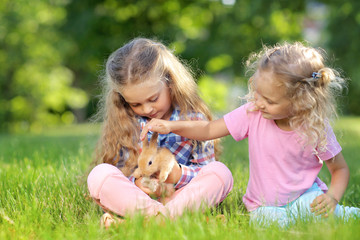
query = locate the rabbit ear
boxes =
[142,134,149,148]
[149,132,158,148]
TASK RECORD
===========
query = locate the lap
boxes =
[250,183,325,227]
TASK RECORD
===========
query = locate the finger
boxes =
[320,196,337,213]
[140,125,152,141]
[310,197,320,208]
[139,183,154,195]
[310,196,323,208]
[311,200,326,213]
[140,127,146,141]
[314,206,328,216]
[313,201,335,216]
[135,177,152,194]
[321,203,335,218]
[322,213,329,218]
[311,204,321,213]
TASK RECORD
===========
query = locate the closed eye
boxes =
[266,99,275,104]
[149,96,158,102]
[263,96,276,105]
[131,103,140,107]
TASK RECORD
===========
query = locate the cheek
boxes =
[276,105,291,117]
[158,94,171,108]
[283,102,292,114]
[267,105,282,116]
[130,106,142,115]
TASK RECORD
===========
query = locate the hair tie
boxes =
[312,72,321,79]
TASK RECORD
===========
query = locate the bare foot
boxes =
[100,212,125,229]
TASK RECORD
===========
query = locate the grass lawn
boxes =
[0,117,359,239]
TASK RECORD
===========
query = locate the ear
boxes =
[142,133,149,149]
[149,132,158,148]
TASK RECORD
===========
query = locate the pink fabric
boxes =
[223,102,342,211]
[87,161,233,218]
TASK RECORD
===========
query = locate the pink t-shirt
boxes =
[223,102,342,211]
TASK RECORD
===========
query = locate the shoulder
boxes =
[316,122,342,158]
[225,102,258,120]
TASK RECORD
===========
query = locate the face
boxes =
[121,79,173,120]
[253,70,292,125]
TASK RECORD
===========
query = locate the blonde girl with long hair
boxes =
[141,42,360,227]
[87,38,233,227]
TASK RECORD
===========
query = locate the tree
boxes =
[61,0,306,115]
[320,1,360,114]
[4,0,357,132]
[0,0,88,132]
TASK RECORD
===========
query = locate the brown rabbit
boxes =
[132,132,176,197]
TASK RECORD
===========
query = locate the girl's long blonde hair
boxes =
[92,38,219,176]
[246,42,346,152]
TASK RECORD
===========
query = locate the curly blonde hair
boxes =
[92,38,219,176]
[245,42,346,152]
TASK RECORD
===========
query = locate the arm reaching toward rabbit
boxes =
[140,118,230,141]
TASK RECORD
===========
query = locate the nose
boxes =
[256,98,265,109]
[142,103,153,115]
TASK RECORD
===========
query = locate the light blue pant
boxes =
[250,183,360,228]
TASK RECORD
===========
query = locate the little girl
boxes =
[87,38,233,227]
[141,42,360,227]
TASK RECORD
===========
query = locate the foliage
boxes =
[198,75,229,113]
[0,0,88,132]
[61,0,306,114]
[1,0,360,132]
[318,1,360,114]
[0,118,359,239]
[0,0,306,132]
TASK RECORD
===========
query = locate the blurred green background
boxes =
[1,0,359,133]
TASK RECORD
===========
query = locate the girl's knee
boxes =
[202,161,233,188]
[250,207,290,228]
[87,163,121,199]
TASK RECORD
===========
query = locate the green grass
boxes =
[0,118,359,240]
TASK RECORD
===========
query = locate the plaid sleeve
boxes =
[190,139,216,165]
[173,139,216,189]
[175,164,199,189]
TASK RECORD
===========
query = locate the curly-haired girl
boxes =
[142,42,359,227]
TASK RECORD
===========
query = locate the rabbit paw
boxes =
[141,177,159,192]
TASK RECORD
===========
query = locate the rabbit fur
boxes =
[132,132,176,195]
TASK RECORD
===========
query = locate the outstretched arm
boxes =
[140,118,230,141]
[310,152,349,217]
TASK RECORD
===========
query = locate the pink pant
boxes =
[87,161,233,218]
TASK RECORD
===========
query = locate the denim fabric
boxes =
[250,182,360,228]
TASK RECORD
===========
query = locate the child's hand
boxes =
[140,119,172,140]
[310,193,338,217]
[135,177,160,196]
[136,176,174,199]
